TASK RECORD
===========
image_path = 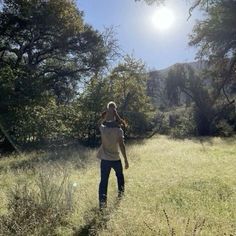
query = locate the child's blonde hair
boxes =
[101,101,127,128]
[107,101,117,109]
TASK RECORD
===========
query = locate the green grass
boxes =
[0,135,236,235]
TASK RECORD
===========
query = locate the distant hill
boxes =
[147,61,208,108]
[151,60,208,76]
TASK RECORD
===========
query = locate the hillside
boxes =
[147,61,208,107]
[155,60,208,76]
[0,135,235,235]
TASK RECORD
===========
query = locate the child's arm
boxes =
[99,111,107,125]
[114,110,127,127]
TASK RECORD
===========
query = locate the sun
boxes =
[151,7,175,31]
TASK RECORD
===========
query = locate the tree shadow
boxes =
[193,135,236,149]
[219,136,236,145]
[0,144,96,172]
[73,198,122,236]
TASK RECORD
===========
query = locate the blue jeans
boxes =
[99,159,124,208]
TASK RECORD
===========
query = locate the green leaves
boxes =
[110,55,152,113]
[0,0,113,147]
[190,1,236,61]
[0,0,108,102]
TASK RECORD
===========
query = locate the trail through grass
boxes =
[0,135,235,235]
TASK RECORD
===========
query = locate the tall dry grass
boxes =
[0,135,235,235]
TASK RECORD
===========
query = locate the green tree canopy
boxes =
[109,56,154,135]
[0,0,113,148]
[110,55,152,113]
[189,0,235,105]
[0,0,109,104]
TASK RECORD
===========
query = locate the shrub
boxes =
[153,112,170,134]
[168,108,196,138]
[124,111,150,136]
[0,171,74,235]
[214,119,234,137]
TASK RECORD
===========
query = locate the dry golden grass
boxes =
[0,135,235,235]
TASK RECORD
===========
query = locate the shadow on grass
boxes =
[73,198,122,236]
[0,144,95,172]
[186,135,235,145]
[126,136,147,146]
[0,136,147,172]
[195,135,236,152]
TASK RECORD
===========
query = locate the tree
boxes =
[189,0,236,133]
[76,77,111,145]
[0,0,109,102]
[110,56,154,135]
[189,0,236,98]
[166,68,182,107]
[147,71,169,110]
[138,0,235,136]
[0,0,112,149]
[165,63,235,135]
[167,64,216,135]
[110,55,151,112]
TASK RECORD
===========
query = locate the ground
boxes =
[0,135,235,235]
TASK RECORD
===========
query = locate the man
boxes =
[97,102,129,209]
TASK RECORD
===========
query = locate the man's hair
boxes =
[107,101,117,109]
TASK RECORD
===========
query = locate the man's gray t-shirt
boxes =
[97,125,124,161]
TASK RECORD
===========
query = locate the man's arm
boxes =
[118,137,129,169]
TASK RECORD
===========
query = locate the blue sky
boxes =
[77,0,203,70]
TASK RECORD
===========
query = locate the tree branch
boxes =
[188,0,202,20]
[222,86,233,104]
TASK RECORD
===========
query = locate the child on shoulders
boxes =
[101,101,127,128]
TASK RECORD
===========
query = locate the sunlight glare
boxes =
[151,7,175,31]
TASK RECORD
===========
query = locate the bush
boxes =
[153,112,170,134]
[168,108,196,138]
[0,171,74,235]
[214,119,234,137]
[170,121,195,138]
[124,111,150,136]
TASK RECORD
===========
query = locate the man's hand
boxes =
[125,160,129,169]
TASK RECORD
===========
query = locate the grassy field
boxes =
[0,135,235,235]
